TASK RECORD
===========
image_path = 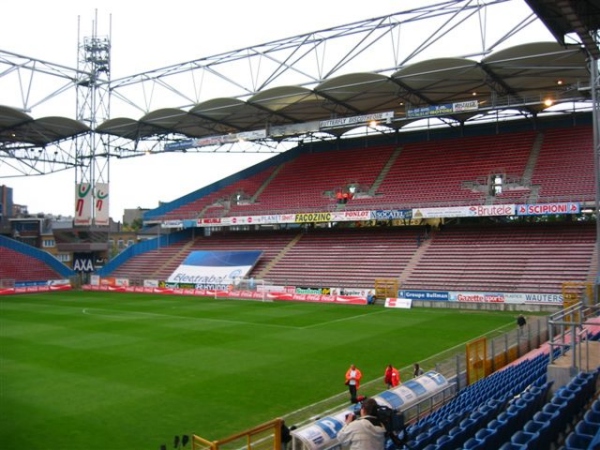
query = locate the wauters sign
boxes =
[73,253,95,272]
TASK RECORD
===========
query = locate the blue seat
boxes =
[575,419,600,437]
[420,444,438,450]
[427,424,444,443]
[474,427,492,443]
[523,419,551,450]
[498,442,527,450]
[511,430,536,449]
[542,401,564,419]
[414,431,432,448]
[435,433,458,450]
[479,426,503,449]
[435,434,451,447]
[584,409,600,426]
[447,427,469,449]
[447,426,462,437]
[462,437,485,450]
[487,418,512,447]
[564,430,593,450]
[532,410,555,424]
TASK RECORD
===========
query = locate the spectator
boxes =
[345,364,363,404]
[517,314,527,334]
[367,292,376,305]
[413,363,424,378]
[384,364,400,388]
[280,420,293,450]
[337,397,386,450]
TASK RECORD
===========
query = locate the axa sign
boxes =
[73,253,94,272]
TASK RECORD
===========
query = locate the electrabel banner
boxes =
[167,250,262,288]
[292,372,448,450]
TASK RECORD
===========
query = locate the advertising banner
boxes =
[167,250,262,288]
[74,183,93,226]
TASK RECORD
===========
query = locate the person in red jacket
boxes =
[345,364,362,403]
[384,364,400,389]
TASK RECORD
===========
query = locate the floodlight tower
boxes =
[74,11,112,226]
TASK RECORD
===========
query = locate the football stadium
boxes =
[1,1,600,450]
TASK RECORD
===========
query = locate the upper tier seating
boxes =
[160,166,279,220]
[352,131,536,210]
[149,125,593,220]
[531,125,595,203]
[228,145,396,215]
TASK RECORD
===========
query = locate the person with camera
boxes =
[337,398,386,450]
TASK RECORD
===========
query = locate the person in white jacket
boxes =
[337,398,386,450]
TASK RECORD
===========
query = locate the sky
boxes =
[0,0,549,221]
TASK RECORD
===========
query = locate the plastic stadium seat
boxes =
[474,427,493,443]
[524,419,551,450]
[575,419,600,438]
[479,426,503,449]
[462,437,485,450]
[498,442,527,450]
[447,426,462,437]
[532,410,555,424]
[510,430,536,449]
[435,434,451,446]
[564,431,593,450]
[585,409,600,426]
[427,424,443,443]
[421,444,438,450]
[487,419,512,447]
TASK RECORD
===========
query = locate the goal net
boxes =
[214,277,271,302]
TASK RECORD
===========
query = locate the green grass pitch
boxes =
[0,291,519,450]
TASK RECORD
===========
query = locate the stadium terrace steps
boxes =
[401,222,595,294]
[149,125,594,221]
[0,246,63,282]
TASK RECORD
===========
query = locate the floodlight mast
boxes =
[75,11,112,226]
[593,51,600,304]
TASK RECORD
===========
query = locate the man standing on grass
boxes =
[384,364,400,389]
[345,364,362,404]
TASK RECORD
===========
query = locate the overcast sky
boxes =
[0,0,547,220]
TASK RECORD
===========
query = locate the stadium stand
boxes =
[97,219,594,295]
[229,144,397,215]
[401,221,595,294]
[144,122,595,221]
[106,229,299,282]
[263,227,419,288]
[531,125,595,203]
[0,235,75,283]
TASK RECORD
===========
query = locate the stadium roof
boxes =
[0,41,591,146]
[0,0,600,147]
